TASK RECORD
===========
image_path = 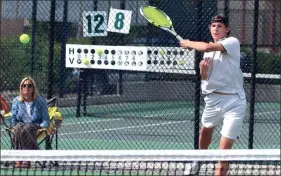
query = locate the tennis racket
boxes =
[140,6,184,41]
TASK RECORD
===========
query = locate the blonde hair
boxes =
[18,76,40,102]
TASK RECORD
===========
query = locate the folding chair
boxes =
[0,95,9,114]
[37,97,63,150]
[0,97,63,167]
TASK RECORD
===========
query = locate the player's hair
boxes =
[18,76,39,101]
[210,14,231,36]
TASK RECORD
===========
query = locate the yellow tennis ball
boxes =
[159,50,165,55]
[82,58,89,65]
[20,34,30,44]
[97,49,103,55]
[179,60,185,65]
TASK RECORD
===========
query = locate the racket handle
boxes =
[176,35,191,51]
[176,35,184,41]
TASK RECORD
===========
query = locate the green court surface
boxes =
[1,101,280,150]
[0,101,280,175]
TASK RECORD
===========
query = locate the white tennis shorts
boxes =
[202,93,246,140]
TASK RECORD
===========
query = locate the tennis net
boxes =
[1,149,280,176]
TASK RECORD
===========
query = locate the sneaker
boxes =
[184,161,200,175]
[15,161,22,168]
[21,161,30,168]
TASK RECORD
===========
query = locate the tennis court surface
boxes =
[57,100,281,150]
[1,100,280,150]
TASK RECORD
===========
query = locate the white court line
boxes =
[1,111,279,133]
[60,120,188,136]
[61,110,280,126]
[59,110,280,136]
[62,111,194,126]
[254,111,280,116]
[63,118,122,125]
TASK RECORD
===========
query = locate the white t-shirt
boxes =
[201,37,245,99]
[24,101,32,118]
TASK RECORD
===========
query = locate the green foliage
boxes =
[1,32,65,93]
[256,52,280,74]
[241,47,280,74]
[1,36,31,90]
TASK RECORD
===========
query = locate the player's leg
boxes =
[199,94,223,149]
[199,126,215,149]
[187,126,215,175]
[187,94,222,175]
[215,95,246,176]
[215,136,234,176]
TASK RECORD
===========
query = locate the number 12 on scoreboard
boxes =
[83,11,108,37]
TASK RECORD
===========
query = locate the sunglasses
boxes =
[22,84,33,88]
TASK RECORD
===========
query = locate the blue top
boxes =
[10,96,50,128]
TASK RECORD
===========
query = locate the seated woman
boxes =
[10,77,50,168]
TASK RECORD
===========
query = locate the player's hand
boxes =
[200,57,211,80]
[179,40,190,49]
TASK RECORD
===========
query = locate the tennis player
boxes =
[179,14,246,176]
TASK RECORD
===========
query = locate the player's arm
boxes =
[179,40,225,53]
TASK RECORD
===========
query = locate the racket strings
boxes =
[141,6,172,28]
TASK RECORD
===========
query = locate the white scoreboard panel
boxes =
[66,44,148,71]
[66,44,195,74]
[146,47,195,74]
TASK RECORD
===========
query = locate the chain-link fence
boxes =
[1,0,280,150]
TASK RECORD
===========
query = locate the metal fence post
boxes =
[59,0,69,98]
[30,0,38,76]
[194,0,203,149]
[249,0,259,149]
[47,0,56,99]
